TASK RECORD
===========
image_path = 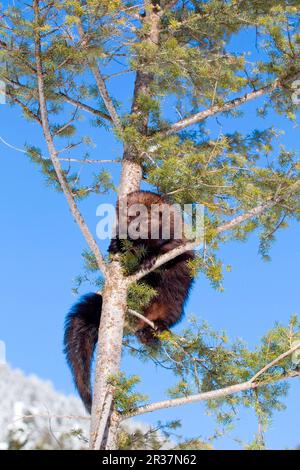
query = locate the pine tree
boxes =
[1,0,300,449]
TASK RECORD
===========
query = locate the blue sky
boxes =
[0,17,299,449]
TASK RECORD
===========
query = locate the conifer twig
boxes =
[159,73,300,136]
[128,187,300,283]
[33,0,107,276]
[124,344,300,419]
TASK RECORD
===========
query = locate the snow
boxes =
[0,364,89,449]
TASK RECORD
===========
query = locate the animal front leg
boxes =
[109,237,121,254]
[135,300,170,344]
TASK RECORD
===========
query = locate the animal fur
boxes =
[64,191,195,412]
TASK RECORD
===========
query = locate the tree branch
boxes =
[58,157,121,164]
[101,411,121,450]
[128,308,156,330]
[127,198,280,283]
[90,63,123,131]
[93,393,113,450]
[6,93,42,124]
[124,343,300,419]
[159,73,300,136]
[0,136,30,154]
[58,91,111,122]
[0,136,120,165]
[0,75,111,122]
[77,23,122,131]
[249,341,300,384]
[33,0,107,276]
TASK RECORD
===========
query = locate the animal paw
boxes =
[136,327,159,346]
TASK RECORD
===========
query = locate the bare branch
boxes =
[0,136,29,154]
[159,73,300,136]
[214,199,277,234]
[125,371,300,419]
[6,92,42,124]
[250,341,300,383]
[58,91,111,122]
[14,414,90,422]
[0,136,119,166]
[124,344,300,419]
[128,308,156,330]
[58,157,121,164]
[33,0,107,276]
[89,63,123,130]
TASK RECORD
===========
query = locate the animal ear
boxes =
[128,203,149,240]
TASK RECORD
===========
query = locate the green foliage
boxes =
[71,249,104,295]
[125,314,300,447]
[82,249,99,272]
[25,145,61,190]
[127,282,157,312]
[1,0,299,259]
[108,373,148,414]
[73,170,115,200]
[117,240,149,274]
[117,419,212,450]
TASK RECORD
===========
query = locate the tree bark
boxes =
[89,260,128,449]
[103,412,122,450]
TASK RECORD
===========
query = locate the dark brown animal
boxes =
[64,191,195,412]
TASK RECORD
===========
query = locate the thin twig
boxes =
[0,136,28,154]
[14,414,90,422]
[249,341,300,383]
[58,157,121,164]
[77,23,123,132]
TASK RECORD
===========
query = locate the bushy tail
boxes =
[64,293,102,413]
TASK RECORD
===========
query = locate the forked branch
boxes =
[124,342,300,419]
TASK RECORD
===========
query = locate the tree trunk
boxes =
[102,412,121,450]
[119,157,143,196]
[89,157,143,449]
[89,260,128,449]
